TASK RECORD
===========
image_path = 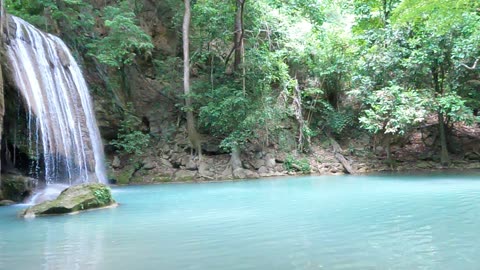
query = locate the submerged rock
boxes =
[21,183,116,218]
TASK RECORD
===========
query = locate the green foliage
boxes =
[87,1,153,68]
[353,0,400,32]
[284,154,311,173]
[199,85,249,136]
[318,102,355,135]
[392,0,479,33]
[93,186,112,205]
[197,82,279,150]
[5,0,95,48]
[353,0,479,141]
[266,0,325,27]
[9,0,480,162]
[110,103,150,155]
[359,86,428,135]
[276,129,297,152]
[437,92,474,124]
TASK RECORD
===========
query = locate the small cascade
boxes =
[5,16,106,185]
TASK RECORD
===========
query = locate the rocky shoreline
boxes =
[107,142,480,185]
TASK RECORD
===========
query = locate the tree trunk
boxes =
[432,61,449,166]
[293,81,309,152]
[385,139,396,169]
[233,0,245,72]
[329,135,355,175]
[438,112,449,166]
[183,0,201,159]
[382,0,390,25]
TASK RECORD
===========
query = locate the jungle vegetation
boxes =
[5,0,480,164]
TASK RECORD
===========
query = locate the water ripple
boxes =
[2,176,480,269]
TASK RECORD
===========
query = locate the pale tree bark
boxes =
[460,58,479,70]
[183,0,202,159]
[293,81,311,152]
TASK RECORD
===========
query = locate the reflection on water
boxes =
[0,207,108,270]
[2,175,480,270]
[41,218,105,270]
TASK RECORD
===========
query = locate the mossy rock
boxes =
[416,161,434,169]
[1,174,36,202]
[174,170,197,182]
[20,183,116,218]
[113,169,133,185]
[0,200,15,206]
[152,176,172,183]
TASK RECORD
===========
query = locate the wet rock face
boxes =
[0,0,5,171]
[0,173,36,202]
[56,45,70,67]
[20,183,116,218]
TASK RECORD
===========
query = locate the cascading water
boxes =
[5,16,106,186]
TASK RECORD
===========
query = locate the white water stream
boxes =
[5,16,106,187]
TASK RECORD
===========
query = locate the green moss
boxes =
[116,170,133,185]
[152,176,172,182]
[284,155,311,174]
[129,175,143,183]
[178,176,194,182]
[1,174,33,202]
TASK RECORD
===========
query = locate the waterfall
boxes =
[5,16,107,185]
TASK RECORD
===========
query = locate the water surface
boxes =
[2,175,480,269]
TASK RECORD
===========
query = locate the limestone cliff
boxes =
[86,0,180,141]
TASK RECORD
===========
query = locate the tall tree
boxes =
[353,0,400,31]
[233,0,245,71]
[183,0,202,159]
[391,0,480,165]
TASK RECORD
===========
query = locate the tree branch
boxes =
[460,58,479,70]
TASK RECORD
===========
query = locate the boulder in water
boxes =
[0,200,15,206]
[20,183,116,218]
[1,173,36,202]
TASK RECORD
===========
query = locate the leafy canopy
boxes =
[87,1,153,68]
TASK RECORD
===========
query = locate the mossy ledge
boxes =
[20,183,117,218]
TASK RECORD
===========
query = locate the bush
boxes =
[110,103,150,155]
[284,154,311,173]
